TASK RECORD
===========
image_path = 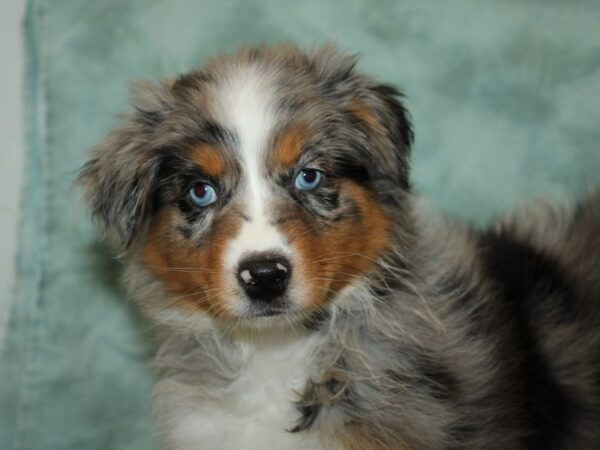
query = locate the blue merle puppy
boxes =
[79,44,600,450]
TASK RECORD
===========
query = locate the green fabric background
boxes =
[1,1,599,449]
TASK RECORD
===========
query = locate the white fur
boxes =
[211,66,293,313]
[159,331,329,450]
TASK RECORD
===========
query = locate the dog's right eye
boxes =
[189,182,217,207]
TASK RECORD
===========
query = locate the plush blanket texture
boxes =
[1,1,599,448]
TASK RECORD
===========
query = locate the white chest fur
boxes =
[158,331,329,450]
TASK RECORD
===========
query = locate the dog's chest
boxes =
[164,336,328,450]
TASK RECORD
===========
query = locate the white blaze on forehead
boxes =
[213,65,290,268]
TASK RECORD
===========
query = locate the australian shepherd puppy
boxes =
[78,44,600,450]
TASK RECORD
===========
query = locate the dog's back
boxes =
[469,194,600,449]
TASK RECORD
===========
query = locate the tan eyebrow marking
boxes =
[274,124,311,169]
[190,144,226,177]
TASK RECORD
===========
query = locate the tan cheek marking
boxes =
[141,208,241,319]
[274,124,310,169]
[190,144,226,177]
[281,182,391,311]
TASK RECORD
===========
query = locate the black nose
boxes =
[237,255,291,302]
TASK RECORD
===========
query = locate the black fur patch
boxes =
[478,231,577,448]
[336,158,370,185]
[289,403,321,433]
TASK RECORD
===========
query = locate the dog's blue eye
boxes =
[295,169,323,191]
[189,182,217,207]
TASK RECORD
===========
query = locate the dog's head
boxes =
[79,45,413,328]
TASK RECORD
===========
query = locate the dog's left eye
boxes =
[189,182,217,207]
[295,169,323,191]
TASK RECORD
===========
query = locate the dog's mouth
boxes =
[243,298,292,319]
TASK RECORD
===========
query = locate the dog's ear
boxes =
[307,45,414,189]
[77,81,174,251]
[347,83,414,190]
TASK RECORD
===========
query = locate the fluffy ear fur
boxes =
[77,81,174,251]
[357,83,414,189]
[307,45,414,189]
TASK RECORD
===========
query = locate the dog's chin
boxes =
[232,298,307,330]
[243,304,292,321]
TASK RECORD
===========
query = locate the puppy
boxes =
[78,44,600,450]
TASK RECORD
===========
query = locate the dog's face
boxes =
[79,45,413,327]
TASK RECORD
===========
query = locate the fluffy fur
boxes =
[78,44,600,450]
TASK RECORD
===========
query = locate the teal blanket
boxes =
[2,1,599,449]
